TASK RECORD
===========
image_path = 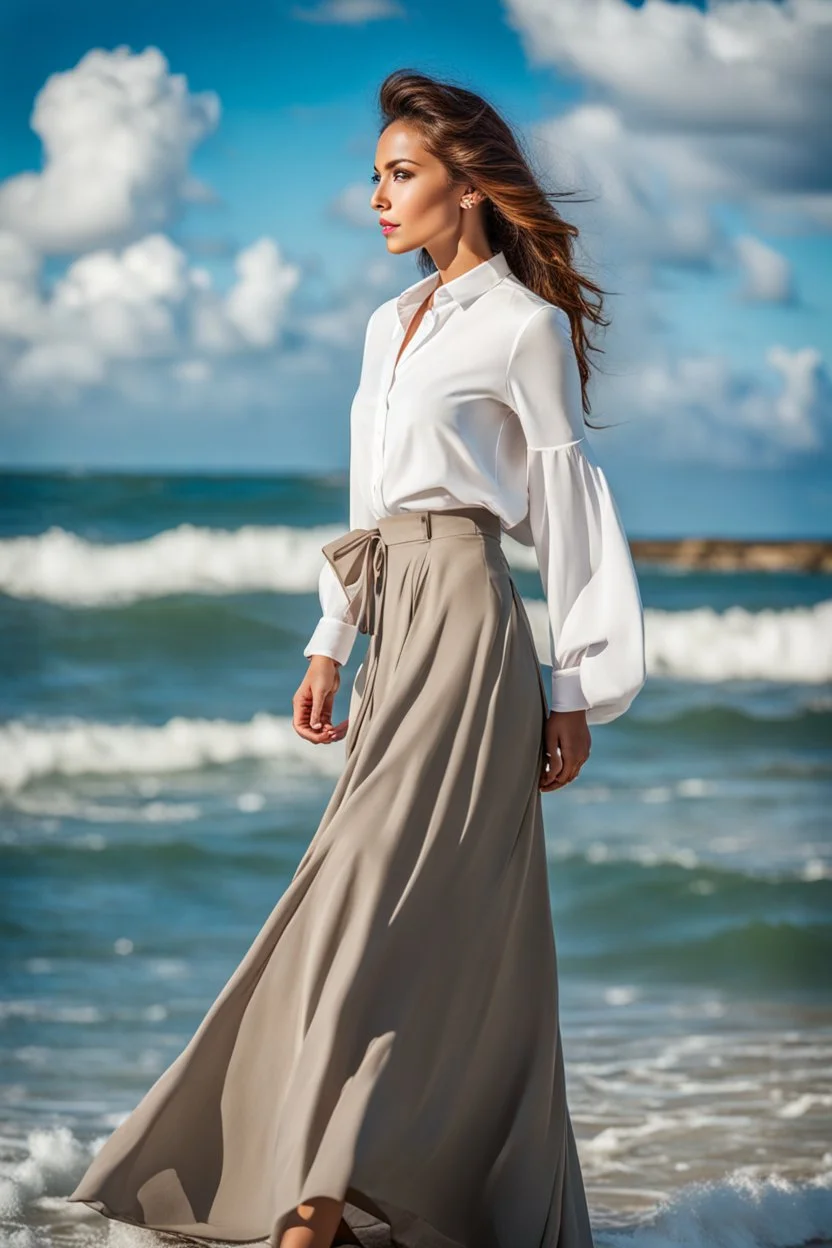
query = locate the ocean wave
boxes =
[531,598,832,684]
[601,1168,832,1248]
[0,522,342,605]
[0,522,536,605]
[546,844,832,885]
[0,712,342,794]
[566,918,832,994]
[5,826,827,894]
[3,700,831,795]
[2,526,831,684]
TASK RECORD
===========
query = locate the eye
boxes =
[370,170,411,183]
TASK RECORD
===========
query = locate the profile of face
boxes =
[370,121,484,256]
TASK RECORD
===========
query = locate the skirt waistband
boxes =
[376,506,502,545]
[320,507,502,640]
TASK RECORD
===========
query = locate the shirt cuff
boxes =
[550,664,591,713]
[303,617,359,667]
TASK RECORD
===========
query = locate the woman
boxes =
[67,70,645,1248]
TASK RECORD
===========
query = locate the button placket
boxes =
[371,305,441,517]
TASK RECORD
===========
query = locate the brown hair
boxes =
[377,68,611,428]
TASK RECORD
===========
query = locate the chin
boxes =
[385,236,417,256]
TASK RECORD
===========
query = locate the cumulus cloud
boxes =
[734,236,795,305]
[10,342,107,399]
[502,0,831,461]
[768,345,832,447]
[0,42,406,453]
[605,344,832,466]
[1,230,302,400]
[225,240,300,348]
[508,0,832,229]
[0,233,42,340]
[532,104,723,269]
[0,46,220,255]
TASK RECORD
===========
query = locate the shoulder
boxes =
[367,293,398,330]
[355,296,398,356]
[492,282,577,407]
[496,277,572,356]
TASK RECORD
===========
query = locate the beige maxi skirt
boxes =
[66,506,595,1248]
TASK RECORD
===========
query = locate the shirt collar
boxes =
[395,251,511,329]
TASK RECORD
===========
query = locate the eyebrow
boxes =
[372,158,422,172]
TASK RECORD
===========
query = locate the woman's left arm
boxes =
[303,312,379,667]
[505,302,647,726]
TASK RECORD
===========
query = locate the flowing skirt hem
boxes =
[65,1182,469,1248]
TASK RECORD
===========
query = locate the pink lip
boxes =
[381,223,399,235]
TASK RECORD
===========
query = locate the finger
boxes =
[295,724,335,743]
[550,761,582,788]
[293,693,334,743]
[540,745,562,783]
[546,745,565,774]
[539,749,564,791]
[310,690,328,731]
[543,752,581,790]
[316,714,344,741]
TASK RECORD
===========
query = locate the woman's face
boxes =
[370,122,466,256]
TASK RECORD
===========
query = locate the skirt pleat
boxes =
[66,506,595,1248]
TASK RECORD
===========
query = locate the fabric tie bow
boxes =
[321,526,386,638]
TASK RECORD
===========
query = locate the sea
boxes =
[1,471,830,1248]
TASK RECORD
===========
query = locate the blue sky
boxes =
[0,0,830,537]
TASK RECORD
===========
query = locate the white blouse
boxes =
[303,250,646,725]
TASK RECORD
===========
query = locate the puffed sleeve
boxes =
[302,318,378,666]
[505,303,646,725]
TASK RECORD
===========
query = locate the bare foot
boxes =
[279,1196,346,1248]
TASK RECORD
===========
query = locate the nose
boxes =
[370,181,389,214]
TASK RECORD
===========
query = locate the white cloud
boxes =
[503,0,831,462]
[768,345,831,448]
[0,233,42,340]
[1,232,302,399]
[532,104,723,269]
[0,44,395,445]
[291,0,404,23]
[330,182,377,229]
[510,0,829,127]
[0,46,220,255]
[10,342,107,400]
[734,236,795,304]
[605,344,832,466]
[507,0,832,227]
[49,234,191,358]
[225,239,300,348]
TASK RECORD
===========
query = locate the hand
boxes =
[539,709,591,792]
[293,656,350,744]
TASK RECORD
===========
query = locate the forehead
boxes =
[374,121,432,164]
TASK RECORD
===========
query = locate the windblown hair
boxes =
[377,69,611,427]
